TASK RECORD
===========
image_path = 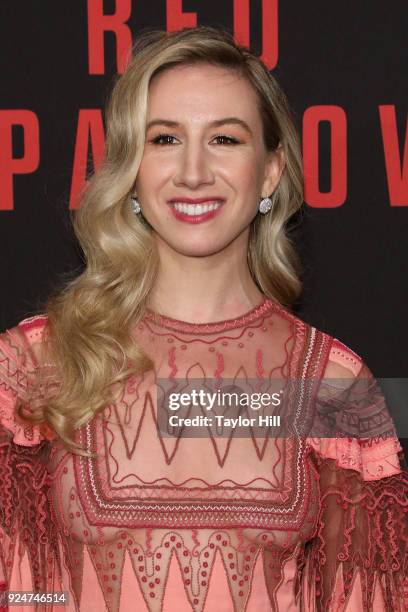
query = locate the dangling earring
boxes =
[130,195,141,215]
[259,195,273,214]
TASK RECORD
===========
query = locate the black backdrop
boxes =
[1,2,407,451]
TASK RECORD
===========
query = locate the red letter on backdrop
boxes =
[233,0,278,69]
[166,0,197,31]
[379,105,408,206]
[0,110,40,211]
[70,110,106,210]
[303,106,347,208]
[87,0,132,75]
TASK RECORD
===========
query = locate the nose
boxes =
[173,141,215,189]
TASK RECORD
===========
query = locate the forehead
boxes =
[147,63,261,125]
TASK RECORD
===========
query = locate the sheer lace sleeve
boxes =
[303,339,408,611]
[0,319,46,446]
[0,316,60,603]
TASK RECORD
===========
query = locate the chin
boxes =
[167,240,230,258]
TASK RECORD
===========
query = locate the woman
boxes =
[0,27,407,611]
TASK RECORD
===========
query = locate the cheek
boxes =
[136,163,162,200]
[220,153,265,192]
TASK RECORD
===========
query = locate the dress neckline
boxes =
[143,297,277,334]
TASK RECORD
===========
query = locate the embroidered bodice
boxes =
[0,299,407,611]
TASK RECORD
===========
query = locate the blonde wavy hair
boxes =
[21,26,304,454]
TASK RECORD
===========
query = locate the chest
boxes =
[48,400,320,545]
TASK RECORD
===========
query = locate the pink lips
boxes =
[167,198,225,224]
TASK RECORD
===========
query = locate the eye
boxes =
[150,134,179,145]
[212,134,240,145]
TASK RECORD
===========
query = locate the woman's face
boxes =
[135,63,284,258]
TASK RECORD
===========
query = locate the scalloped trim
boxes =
[306,436,403,481]
[143,298,278,335]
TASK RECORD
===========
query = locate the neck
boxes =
[148,235,264,323]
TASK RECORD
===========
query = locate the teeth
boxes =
[172,202,221,216]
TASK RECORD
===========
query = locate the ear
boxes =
[261,145,285,197]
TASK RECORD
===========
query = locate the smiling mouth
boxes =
[170,201,222,216]
[167,199,225,224]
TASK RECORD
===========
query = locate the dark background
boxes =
[0,2,407,451]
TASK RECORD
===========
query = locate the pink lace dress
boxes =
[0,298,407,611]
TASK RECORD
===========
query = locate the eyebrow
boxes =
[146,117,253,135]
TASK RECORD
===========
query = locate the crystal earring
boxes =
[259,196,273,214]
[130,196,141,215]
